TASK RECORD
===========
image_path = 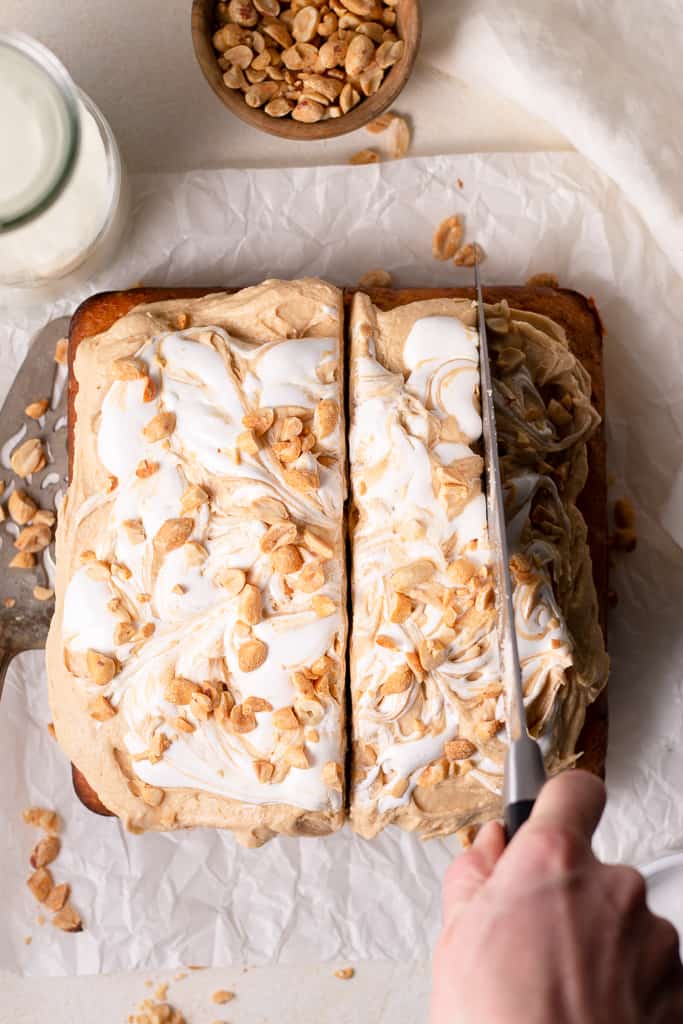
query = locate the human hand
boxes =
[432,771,683,1024]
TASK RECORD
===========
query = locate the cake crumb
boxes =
[334,967,355,980]
[211,989,235,1004]
[24,935,32,945]
[3,597,15,608]
[154,983,168,1001]
[173,972,187,982]
[132,998,186,1024]
[36,914,45,926]
[457,177,464,189]
[47,722,56,740]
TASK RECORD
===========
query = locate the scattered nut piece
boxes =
[136,459,159,478]
[239,583,262,624]
[86,649,119,686]
[154,518,194,553]
[22,806,60,833]
[3,597,16,608]
[285,744,309,769]
[27,867,53,903]
[237,638,268,672]
[8,489,38,524]
[243,407,274,435]
[111,357,146,381]
[273,706,299,730]
[214,567,247,595]
[334,967,355,980]
[10,551,36,569]
[389,114,410,158]
[315,398,338,439]
[54,338,68,365]
[453,242,485,267]
[365,110,396,133]
[260,521,298,553]
[253,759,275,783]
[301,528,334,559]
[30,835,60,869]
[52,903,83,933]
[322,760,343,790]
[15,522,51,552]
[143,411,176,443]
[211,990,235,1005]
[272,544,303,574]
[33,586,54,602]
[349,148,380,165]
[10,438,47,477]
[312,595,335,617]
[432,215,464,261]
[445,738,477,761]
[122,518,146,545]
[33,508,56,527]
[181,484,210,513]
[45,882,70,912]
[25,398,49,419]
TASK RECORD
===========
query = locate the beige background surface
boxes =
[0,1,567,1020]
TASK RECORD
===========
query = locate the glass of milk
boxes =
[0,32,128,300]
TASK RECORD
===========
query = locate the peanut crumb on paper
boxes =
[54,337,68,365]
[154,983,169,1001]
[132,998,186,1024]
[24,936,32,945]
[211,989,235,1004]
[334,967,355,980]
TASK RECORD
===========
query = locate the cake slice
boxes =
[348,290,608,840]
[46,279,347,846]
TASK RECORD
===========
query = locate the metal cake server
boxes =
[474,261,546,839]
[0,317,70,697]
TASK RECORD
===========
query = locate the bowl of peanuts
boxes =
[191,0,421,139]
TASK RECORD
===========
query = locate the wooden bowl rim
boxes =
[191,0,422,141]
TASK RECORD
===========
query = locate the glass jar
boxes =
[0,32,128,300]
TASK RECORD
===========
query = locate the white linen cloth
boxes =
[425,1,683,277]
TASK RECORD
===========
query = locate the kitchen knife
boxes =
[474,260,546,840]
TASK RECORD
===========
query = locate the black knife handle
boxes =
[504,799,535,842]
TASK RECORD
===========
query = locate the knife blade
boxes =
[473,259,546,840]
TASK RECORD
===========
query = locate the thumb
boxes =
[442,820,506,926]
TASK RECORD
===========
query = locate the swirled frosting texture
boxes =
[47,280,347,846]
[348,293,608,840]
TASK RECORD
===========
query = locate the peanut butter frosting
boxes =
[348,293,608,840]
[46,280,347,847]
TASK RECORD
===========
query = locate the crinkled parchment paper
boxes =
[2,152,682,975]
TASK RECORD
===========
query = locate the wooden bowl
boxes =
[191,0,422,141]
